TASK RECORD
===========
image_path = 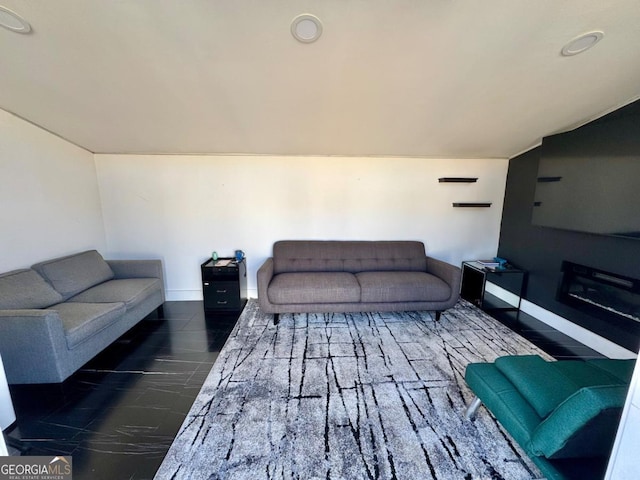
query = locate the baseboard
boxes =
[486,282,637,359]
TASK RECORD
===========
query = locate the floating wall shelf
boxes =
[452,202,492,208]
[537,176,563,183]
[439,177,487,207]
[438,177,478,183]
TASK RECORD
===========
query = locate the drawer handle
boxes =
[216,289,227,293]
[217,300,228,305]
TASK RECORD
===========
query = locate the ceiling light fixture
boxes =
[561,31,604,56]
[291,14,322,43]
[0,5,31,33]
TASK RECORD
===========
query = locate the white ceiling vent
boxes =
[291,14,322,43]
[561,31,604,56]
[0,5,31,34]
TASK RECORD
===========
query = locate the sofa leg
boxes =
[465,396,483,420]
[156,304,165,318]
[273,313,279,325]
[435,310,442,321]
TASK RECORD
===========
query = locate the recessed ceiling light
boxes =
[291,14,322,43]
[561,31,604,56]
[0,5,31,34]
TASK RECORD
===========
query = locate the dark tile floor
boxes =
[491,309,604,360]
[3,301,600,479]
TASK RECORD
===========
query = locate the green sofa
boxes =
[464,355,634,480]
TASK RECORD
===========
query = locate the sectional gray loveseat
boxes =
[257,240,461,324]
[0,250,165,384]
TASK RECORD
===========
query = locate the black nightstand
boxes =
[201,258,247,314]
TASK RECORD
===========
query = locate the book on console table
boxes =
[214,259,233,267]
[477,259,500,267]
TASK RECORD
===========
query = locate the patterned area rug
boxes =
[156,300,550,480]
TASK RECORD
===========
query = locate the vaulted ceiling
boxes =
[1,1,639,158]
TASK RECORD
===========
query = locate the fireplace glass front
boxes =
[558,261,640,325]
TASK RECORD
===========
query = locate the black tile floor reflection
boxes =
[4,301,601,479]
[5,301,239,480]
[490,310,604,360]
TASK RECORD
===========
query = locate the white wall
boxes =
[606,353,640,479]
[0,110,106,272]
[95,154,509,300]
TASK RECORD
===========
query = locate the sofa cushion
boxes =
[47,302,126,349]
[32,250,115,299]
[529,384,628,459]
[494,355,625,418]
[268,272,361,304]
[0,269,64,309]
[272,241,428,274]
[68,278,162,310]
[356,271,450,303]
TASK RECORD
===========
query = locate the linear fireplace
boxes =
[558,262,640,327]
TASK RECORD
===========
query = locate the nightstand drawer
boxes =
[201,266,239,281]
[203,281,241,310]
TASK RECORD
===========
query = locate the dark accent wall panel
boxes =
[497,104,640,353]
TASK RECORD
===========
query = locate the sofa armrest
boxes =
[257,258,275,312]
[0,309,68,383]
[426,257,462,298]
[529,384,628,459]
[107,259,163,280]
[107,259,165,303]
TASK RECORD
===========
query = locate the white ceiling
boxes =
[1,0,639,158]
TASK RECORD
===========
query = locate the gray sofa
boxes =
[257,240,461,324]
[0,250,165,384]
